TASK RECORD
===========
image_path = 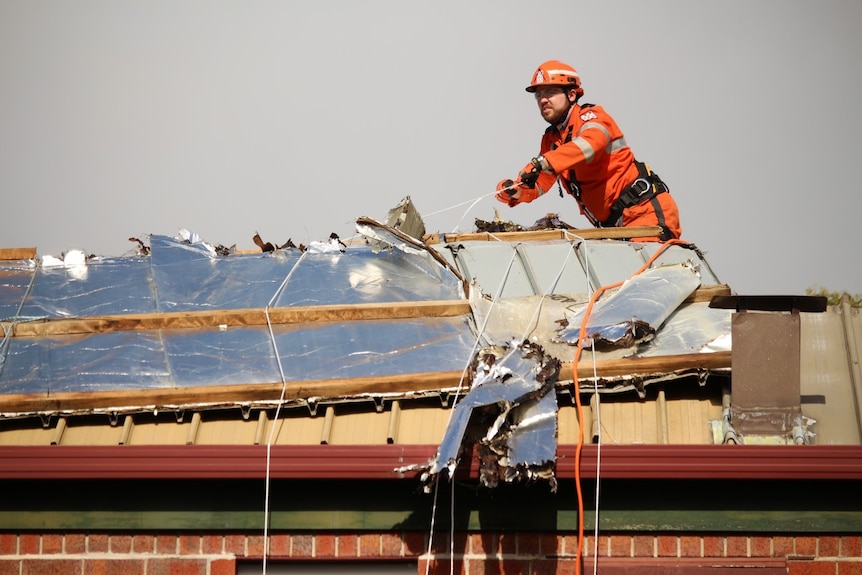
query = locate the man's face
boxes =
[534,86,574,125]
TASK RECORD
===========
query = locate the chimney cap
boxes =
[709,295,827,313]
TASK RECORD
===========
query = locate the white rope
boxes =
[422,475,442,575]
[425,234,585,574]
[421,244,520,575]
[261,251,307,575]
[516,235,583,343]
[415,191,497,235]
[451,193,496,234]
[420,192,496,220]
[592,386,602,575]
[0,263,40,374]
[579,240,604,574]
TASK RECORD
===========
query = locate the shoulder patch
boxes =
[580,110,598,121]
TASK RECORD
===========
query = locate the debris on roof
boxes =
[417,339,560,492]
[474,210,576,234]
[555,261,702,349]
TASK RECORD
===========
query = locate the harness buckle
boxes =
[631,178,651,198]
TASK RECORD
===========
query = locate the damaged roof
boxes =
[1,197,861,487]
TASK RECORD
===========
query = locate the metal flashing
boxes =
[419,340,560,491]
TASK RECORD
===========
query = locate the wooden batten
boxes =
[0,247,37,260]
[686,284,732,303]
[10,300,473,338]
[423,225,663,245]
[567,350,730,380]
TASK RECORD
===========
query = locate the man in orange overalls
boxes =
[496,60,681,241]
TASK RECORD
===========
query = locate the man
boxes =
[496,60,681,241]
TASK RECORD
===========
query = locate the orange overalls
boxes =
[529,103,682,241]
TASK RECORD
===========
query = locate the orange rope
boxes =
[572,239,689,574]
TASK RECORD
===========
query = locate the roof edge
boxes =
[0,444,859,480]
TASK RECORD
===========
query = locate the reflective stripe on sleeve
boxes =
[571,136,595,163]
[578,121,611,142]
[607,136,627,154]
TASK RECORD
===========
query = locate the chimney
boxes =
[709,295,827,444]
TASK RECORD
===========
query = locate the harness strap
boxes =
[602,161,669,227]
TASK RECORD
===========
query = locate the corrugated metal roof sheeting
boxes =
[799,303,862,444]
[0,386,726,447]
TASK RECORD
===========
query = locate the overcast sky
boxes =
[1,1,860,296]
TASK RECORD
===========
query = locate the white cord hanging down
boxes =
[579,239,604,574]
[422,474,442,575]
[0,264,40,373]
[421,242,519,575]
[516,236,582,343]
[592,387,602,575]
[424,235,586,575]
[261,251,307,575]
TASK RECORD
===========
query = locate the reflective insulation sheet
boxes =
[0,331,173,394]
[643,303,733,356]
[19,257,156,318]
[0,260,36,321]
[556,262,702,348]
[11,234,464,319]
[0,316,478,394]
[0,233,472,395]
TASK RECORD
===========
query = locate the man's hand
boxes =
[495,179,520,206]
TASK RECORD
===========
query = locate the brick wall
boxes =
[0,532,859,574]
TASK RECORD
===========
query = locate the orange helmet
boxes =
[526,60,583,97]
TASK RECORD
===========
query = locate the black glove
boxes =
[518,166,539,189]
[518,157,545,189]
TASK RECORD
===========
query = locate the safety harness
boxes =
[602,161,670,227]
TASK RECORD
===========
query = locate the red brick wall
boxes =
[0,532,859,574]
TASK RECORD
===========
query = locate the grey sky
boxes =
[1,1,860,296]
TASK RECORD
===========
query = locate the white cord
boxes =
[577,240,607,574]
[592,386,602,575]
[517,235,583,343]
[261,251,307,575]
[587,313,602,572]
[0,265,40,375]
[578,240,603,572]
[452,193,496,234]
[422,244,519,574]
[423,475,442,575]
[411,191,497,236]
[421,192,496,219]
[425,235,584,574]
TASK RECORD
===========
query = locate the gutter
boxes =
[1,444,860,480]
